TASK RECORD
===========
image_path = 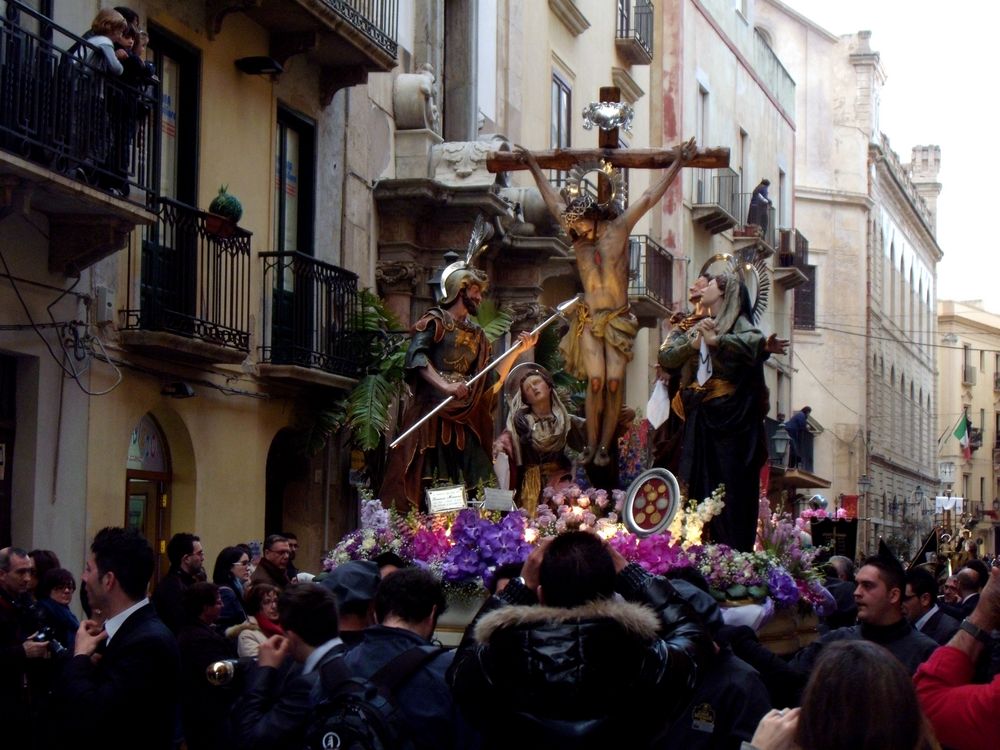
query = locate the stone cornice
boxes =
[548,0,590,36]
[612,67,645,103]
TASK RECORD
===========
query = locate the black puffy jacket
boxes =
[448,564,712,749]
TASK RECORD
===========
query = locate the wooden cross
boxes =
[487,86,730,173]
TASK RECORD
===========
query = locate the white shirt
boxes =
[302,636,344,675]
[104,597,150,645]
[915,604,940,632]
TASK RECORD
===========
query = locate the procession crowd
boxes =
[3,526,1000,750]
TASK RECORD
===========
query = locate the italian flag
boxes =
[954,413,972,460]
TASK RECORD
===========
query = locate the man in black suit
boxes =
[904,567,961,645]
[52,527,180,750]
[940,565,984,620]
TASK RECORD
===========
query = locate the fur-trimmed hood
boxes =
[473,597,661,644]
[224,616,260,640]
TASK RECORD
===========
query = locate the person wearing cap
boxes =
[380,254,535,511]
[321,560,380,649]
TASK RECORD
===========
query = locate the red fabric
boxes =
[256,614,284,639]
[913,646,1000,750]
[840,494,858,519]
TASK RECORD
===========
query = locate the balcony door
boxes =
[270,106,316,366]
[141,29,200,333]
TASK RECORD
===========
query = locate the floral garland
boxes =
[323,487,834,614]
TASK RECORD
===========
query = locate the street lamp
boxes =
[771,424,791,467]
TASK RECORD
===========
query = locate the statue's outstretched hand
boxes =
[765,333,790,355]
[678,136,698,163]
[512,144,538,167]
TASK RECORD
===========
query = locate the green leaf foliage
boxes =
[470,299,513,343]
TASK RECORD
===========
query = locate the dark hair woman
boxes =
[35,568,80,651]
[211,546,249,630]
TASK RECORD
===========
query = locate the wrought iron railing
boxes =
[627,235,673,308]
[616,1,654,58]
[694,167,740,216]
[779,228,809,268]
[260,251,365,378]
[0,1,158,203]
[327,0,398,60]
[737,191,778,250]
[121,198,251,352]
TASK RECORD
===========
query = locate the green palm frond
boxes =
[471,299,514,343]
[347,373,398,452]
[296,394,347,456]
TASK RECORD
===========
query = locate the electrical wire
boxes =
[0,246,123,396]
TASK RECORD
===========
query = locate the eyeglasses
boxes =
[233,559,249,566]
[54,584,75,592]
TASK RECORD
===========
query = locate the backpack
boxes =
[306,644,447,750]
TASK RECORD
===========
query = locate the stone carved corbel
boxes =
[430,134,511,186]
[376,260,423,292]
[393,63,440,132]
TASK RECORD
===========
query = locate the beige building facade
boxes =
[757,0,942,556]
[1,0,403,573]
[937,300,1000,556]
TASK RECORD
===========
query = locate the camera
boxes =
[32,626,67,657]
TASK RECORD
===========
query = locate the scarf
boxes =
[257,613,284,638]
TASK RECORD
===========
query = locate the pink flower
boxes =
[577,496,591,509]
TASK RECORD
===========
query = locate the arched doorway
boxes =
[125,414,172,580]
[265,429,353,573]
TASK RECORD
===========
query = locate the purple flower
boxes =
[768,567,800,608]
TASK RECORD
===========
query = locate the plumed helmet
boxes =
[439,264,489,306]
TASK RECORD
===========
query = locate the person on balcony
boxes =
[747,179,772,236]
[784,406,811,468]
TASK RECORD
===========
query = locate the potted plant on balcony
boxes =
[205,185,243,237]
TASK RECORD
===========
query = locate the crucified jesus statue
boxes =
[516,137,697,466]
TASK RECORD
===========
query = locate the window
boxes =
[477,0,498,127]
[148,27,200,205]
[550,73,571,184]
[793,265,816,330]
[274,106,316,255]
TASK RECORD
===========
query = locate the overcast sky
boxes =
[783,0,997,311]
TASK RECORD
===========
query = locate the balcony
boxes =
[692,168,739,234]
[208,0,398,104]
[775,228,809,290]
[615,1,653,65]
[0,1,158,272]
[120,198,251,364]
[626,235,673,326]
[259,252,365,389]
[734,192,777,257]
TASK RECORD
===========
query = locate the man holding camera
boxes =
[0,546,49,746]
